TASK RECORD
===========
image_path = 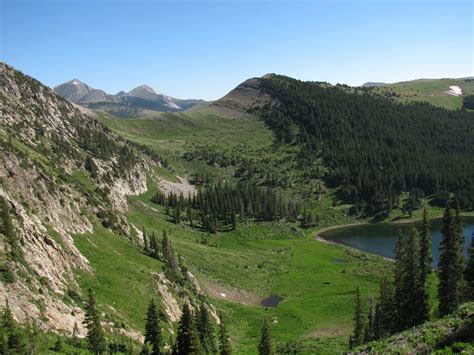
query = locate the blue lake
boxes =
[321,217,474,266]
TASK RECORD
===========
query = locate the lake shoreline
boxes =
[314,212,474,240]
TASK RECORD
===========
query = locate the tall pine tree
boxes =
[258,318,273,355]
[174,304,203,355]
[350,287,365,348]
[464,232,474,301]
[418,209,432,322]
[144,299,161,355]
[2,301,26,353]
[143,227,150,255]
[218,312,232,355]
[196,303,217,354]
[1,196,22,262]
[374,275,395,339]
[438,203,464,316]
[83,289,106,354]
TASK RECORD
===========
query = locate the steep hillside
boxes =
[353,302,474,353]
[232,74,474,214]
[0,62,146,332]
[0,63,210,348]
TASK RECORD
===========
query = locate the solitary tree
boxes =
[83,289,106,354]
[1,196,22,261]
[350,287,365,348]
[258,318,273,355]
[142,227,149,255]
[438,204,464,316]
[174,304,203,355]
[144,299,161,355]
[196,303,217,354]
[374,276,395,338]
[418,209,432,322]
[464,232,474,301]
[2,301,26,353]
[218,312,232,355]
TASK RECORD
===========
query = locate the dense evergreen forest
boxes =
[255,75,474,214]
[151,182,301,233]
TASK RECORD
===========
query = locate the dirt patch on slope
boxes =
[307,324,350,339]
[199,278,261,306]
[158,176,196,197]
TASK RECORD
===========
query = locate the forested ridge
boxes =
[253,75,474,214]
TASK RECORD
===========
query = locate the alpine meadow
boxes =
[1,1,473,354]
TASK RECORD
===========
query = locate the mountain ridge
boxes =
[54,79,204,117]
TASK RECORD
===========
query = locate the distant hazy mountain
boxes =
[54,80,204,117]
[361,82,387,87]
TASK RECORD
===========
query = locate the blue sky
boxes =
[1,0,472,100]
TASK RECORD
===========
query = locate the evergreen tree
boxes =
[162,230,179,274]
[364,294,376,343]
[71,321,80,347]
[2,301,26,353]
[418,209,432,322]
[258,318,273,355]
[140,343,151,355]
[143,227,149,255]
[187,204,193,227]
[145,299,161,355]
[350,287,365,348]
[402,225,424,328]
[174,304,203,355]
[464,232,474,301]
[83,289,106,354]
[438,204,465,316]
[54,336,63,352]
[25,315,39,354]
[0,319,6,355]
[374,276,395,339]
[162,230,171,262]
[1,196,22,262]
[149,232,159,259]
[218,313,232,355]
[393,230,407,332]
[196,303,217,354]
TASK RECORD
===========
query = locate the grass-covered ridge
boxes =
[354,302,474,353]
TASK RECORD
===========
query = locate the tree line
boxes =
[350,204,474,349]
[151,182,301,234]
[255,75,474,214]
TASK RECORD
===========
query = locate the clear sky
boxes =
[1,0,473,100]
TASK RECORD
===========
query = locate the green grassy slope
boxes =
[94,109,386,352]
[354,302,474,353]
[89,92,474,352]
[370,77,474,110]
[123,182,388,353]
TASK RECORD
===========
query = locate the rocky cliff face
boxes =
[0,63,151,336]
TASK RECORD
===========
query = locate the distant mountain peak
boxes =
[54,79,203,116]
[68,79,83,85]
[133,84,162,96]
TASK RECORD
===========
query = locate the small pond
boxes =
[260,295,284,307]
[321,217,474,266]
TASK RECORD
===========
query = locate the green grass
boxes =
[96,110,273,176]
[122,185,387,353]
[73,220,165,333]
[83,104,472,353]
[371,77,474,110]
